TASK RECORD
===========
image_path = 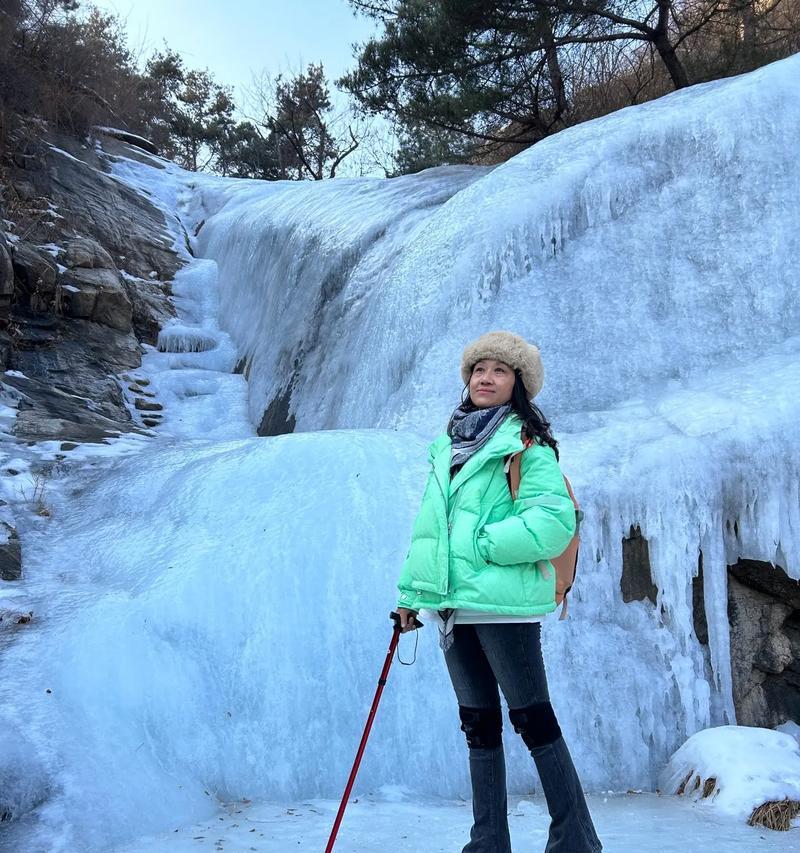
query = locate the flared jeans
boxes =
[444,622,602,853]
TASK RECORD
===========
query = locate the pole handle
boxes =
[389,610,424,630]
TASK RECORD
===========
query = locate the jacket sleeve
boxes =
[395,467,433,611]
[476,443,576,566]
[396,552,419,609]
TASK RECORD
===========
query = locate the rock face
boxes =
[620,528,798,729]
[62,237,115,270]
[0,522,21,581]
[10,242,58,313]
[61,267,133,331]
[44,137,182,280]
[95,126,160,156]
[121,275,174,345]
[6,316,143,443]
[257,385,296,437]
[621,524,659,605]
[727,559,800,728]
[0,131,182,443]
[0,232,13,309]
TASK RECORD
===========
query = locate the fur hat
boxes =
[460,331,544,399]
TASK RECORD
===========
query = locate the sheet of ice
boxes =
[191,56,800,436]
[104,791,800,853]
[0,426,797,851]
[659,725,800,819]
[192,165,490,433]
[0,431,427,850]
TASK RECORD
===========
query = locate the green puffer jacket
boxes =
[396,412,576,615]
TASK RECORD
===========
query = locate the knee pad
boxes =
[458,705,503,750]
[508,701,562,749]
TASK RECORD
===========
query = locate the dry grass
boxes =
[702,777,717,798]
[16,473,52,517]
[674,770,716,798]
[676,770,693,795]
[748,799,800,832]
[675,767,800,831]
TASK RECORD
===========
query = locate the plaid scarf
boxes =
[438,401,512,651]
[447,401,512,469]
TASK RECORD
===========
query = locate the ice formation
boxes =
[184,52,800,783]
[1,54,799,851]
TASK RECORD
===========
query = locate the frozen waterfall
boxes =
[1,53,799,852]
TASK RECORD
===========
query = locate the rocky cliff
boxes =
[0,129,186,580]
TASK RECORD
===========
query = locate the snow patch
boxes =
[659,725,800,820]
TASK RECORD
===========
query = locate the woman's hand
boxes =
[397,607,419,633]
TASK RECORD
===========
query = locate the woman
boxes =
[396,330,602,853]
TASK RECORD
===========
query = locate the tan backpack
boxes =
[506,441,583,620]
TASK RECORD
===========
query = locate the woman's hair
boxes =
[460,369,560,460]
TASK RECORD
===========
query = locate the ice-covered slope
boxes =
[190,164,489,433]
[0,432,425,849]
[194,55,800,436]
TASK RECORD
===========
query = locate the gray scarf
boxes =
[438,401,512,651]
[447,401,512,469]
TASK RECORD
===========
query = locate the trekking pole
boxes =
[324,610,423,853]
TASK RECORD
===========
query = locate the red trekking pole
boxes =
[324,610,423,852]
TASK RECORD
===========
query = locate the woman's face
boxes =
[469,359,515,408]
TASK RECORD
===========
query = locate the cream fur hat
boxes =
[460,331,544,399]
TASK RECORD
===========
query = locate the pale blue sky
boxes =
[94,0,377,105]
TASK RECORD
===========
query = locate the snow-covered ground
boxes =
[109,791,800,853]
[1,54,800,852]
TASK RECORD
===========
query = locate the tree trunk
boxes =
[653,36,689,88]
[541,12,568,122]
[654,0,690,89]
[740,0,757,54]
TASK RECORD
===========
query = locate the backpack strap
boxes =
[506,445,582,620]
[505,435,533,500]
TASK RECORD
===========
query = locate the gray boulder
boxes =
[94,283,134,331]
[728,559,800,728]
[10,241,58,313]
[63,237,115,270]
[60,281,97,319]
[62,267,133,331]
[11,241,57,295]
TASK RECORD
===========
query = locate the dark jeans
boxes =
[444,622,602,853]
